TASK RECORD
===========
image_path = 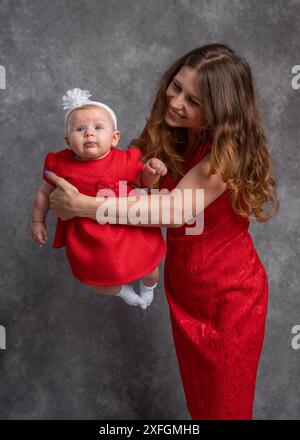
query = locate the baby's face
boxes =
[65,106,120,161]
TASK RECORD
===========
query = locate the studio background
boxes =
[0,0,299,419]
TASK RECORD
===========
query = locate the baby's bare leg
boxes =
[88,285,121,296]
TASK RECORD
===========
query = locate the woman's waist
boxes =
[166,214,250,243]
[165,228,265,276]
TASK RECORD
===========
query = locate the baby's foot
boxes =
[116,284,147,308]
[139,280,158,309]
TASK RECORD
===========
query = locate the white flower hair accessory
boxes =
[62,88,118,130]
[62,88,92,110]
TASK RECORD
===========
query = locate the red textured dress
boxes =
[43,147,166,285]
[160,140,268,420]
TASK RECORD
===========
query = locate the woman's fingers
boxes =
[45,171,80,220]
[48,187,77,220]
[44,171,79,193]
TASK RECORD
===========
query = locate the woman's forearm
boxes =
[76,193,180,227]
[77,193,101,220]
[77,190,201,229]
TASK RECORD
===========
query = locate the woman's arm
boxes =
[46,152,227,228]
[47,178,172,225]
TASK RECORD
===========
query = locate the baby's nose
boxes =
[84,127,94,136]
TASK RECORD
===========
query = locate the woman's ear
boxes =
[64,136,70,149]
[112,131,121,147]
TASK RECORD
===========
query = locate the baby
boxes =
[31,88,167,310]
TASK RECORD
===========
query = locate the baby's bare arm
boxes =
[31,182,56,246]
[32,182,55,222]
[134,158,168,188]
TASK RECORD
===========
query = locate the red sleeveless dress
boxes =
[160,141,268,420]
[43,147,166,285]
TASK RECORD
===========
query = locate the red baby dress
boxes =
[43,147,166,285]
[160,140,268,420]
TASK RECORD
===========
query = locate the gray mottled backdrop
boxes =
[0,0,299,420]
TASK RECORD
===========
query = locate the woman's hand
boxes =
[44,171,81,220]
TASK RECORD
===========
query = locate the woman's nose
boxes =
[171,94,184,110]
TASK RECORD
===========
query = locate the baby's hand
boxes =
[30,221,48,247]
[143,158,168,177]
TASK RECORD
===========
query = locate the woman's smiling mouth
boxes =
[168,107,186,120]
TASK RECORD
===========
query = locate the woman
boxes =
[45,44,279,419]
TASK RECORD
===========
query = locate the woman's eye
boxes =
[173,81,181,91]
[188,98,198,106]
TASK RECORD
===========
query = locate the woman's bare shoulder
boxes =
[175,152,227,193]
[197,151,212,177]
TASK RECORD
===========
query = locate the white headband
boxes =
[62,88,118,130]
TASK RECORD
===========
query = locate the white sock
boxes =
[116,284,147,308]
[139,280,158,308]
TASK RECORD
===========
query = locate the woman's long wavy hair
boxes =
[130,43,279,222]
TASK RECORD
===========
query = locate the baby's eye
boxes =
[95,125,104,130]
[76,127,85,132]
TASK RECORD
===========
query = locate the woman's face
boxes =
[165,65,207,134]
